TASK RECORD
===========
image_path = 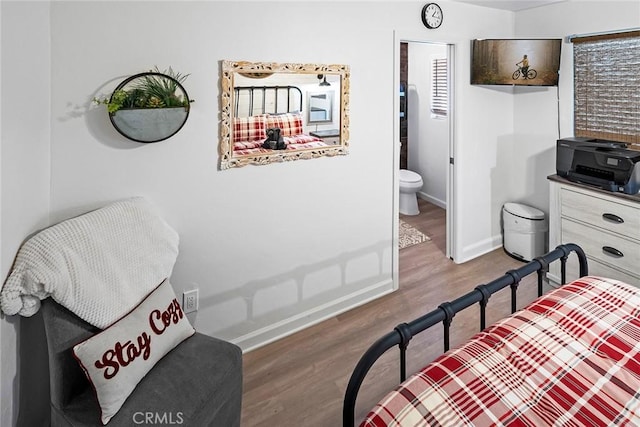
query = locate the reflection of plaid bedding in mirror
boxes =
[233,114,267,145]
[232,112,322,153]
[266,113,303,136]
[231,85,325,154]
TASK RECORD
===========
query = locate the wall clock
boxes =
[421,3,443,29]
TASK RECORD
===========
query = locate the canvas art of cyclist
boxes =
[471,39,560,85]
[513,54,537,80]
[517,55,529,76]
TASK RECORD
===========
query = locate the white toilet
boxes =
[399,169,423,215]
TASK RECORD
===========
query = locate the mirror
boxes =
[308,90,334,123]
[219,60,350,169]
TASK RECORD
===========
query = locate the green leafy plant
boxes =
[94,67,191,114]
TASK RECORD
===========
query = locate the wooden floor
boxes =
[241,199,538,427]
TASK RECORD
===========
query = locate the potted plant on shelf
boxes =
[94,67,193,143]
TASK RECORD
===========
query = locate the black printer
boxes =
[556,137,640,195]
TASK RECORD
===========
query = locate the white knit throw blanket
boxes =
[0,197,179,329]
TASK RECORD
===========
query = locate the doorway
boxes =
[394,34,456,281]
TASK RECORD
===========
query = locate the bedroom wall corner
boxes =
[511,0,640,223]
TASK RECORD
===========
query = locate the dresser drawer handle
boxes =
[602,213,624,224]
[602,246,624,258]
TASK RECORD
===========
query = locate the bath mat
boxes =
[399,219,430,249]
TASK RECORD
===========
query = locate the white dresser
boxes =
[549,175,640,287]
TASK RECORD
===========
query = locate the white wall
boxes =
[407,42,448,208]
[43,0,519,352]
[1,1,637,425]
[395,4,516,263]
[510,0,640,221]
[451,0,639,262]
[48,1,400,352]
[1,2,51,426]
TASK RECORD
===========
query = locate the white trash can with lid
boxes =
[502,202,547,262]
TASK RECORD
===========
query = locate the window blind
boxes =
[431,58,448,117]
[573,31,640,145]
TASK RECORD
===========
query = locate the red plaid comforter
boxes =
[362,276,640,426]
[232,136,328,156]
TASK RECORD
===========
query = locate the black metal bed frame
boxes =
[234,85,303,117]
[343,243,588,427]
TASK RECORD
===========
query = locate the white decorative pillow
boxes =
[73,279,195,425]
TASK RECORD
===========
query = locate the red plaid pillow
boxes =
[233,115,267,143]
[266,113,303,136]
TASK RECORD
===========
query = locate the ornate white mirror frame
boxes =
[219,60,350,169]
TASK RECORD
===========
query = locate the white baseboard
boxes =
[418,192,445,209]
[235,278,395,352]
[457,234,503,264]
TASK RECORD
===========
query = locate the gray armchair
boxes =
[0,197,242,425]
[41,298,242,426]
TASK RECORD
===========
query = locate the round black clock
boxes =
[422,3,443,29]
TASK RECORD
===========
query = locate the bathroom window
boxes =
[572,30,640,144]
[431,58,448,118]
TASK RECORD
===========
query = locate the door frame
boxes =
[392,31,457,287]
